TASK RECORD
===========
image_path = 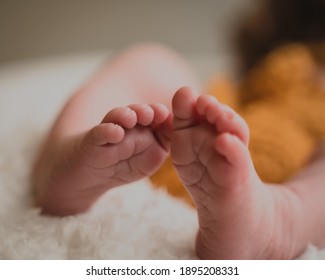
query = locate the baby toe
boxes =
[86,123,125,145]
[172,87,198,130]
[215,133,251,172]
[150,103,170,126]
[128,104,154,126]
[215,106,250,146]
[196,94,219,117]
[101,107,137,129]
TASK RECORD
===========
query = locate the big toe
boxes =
[172,87,198,130]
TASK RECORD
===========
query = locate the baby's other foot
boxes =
[35,103,171,216]
[171,87,305,259]
[81,103,171,184]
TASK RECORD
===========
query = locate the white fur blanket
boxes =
[0,53,324,259]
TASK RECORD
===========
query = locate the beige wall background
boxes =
[0,0,254,64]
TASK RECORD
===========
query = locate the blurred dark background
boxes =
[0,0,253,64]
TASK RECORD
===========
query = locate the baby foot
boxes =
[35,103,171,216]
[171,87,306,259]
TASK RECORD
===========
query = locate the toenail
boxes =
[208,95,218,103]
[145,105,154,113]
[127,108,136,115]
[224,111,234,121]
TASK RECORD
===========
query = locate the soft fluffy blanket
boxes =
[0,52,324,259]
